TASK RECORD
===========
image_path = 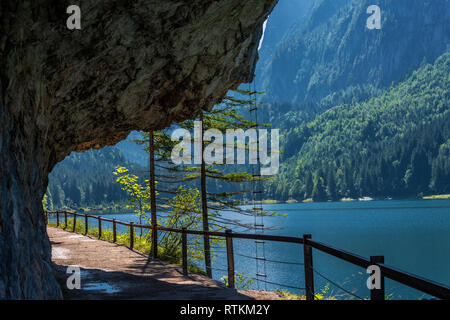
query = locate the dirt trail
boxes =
[48,227,281,300]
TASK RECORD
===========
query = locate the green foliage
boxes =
[113,165,224,262]
[266,52,450,200]
[174,90,280,225]
[159,187,225,260]
[42,194,48,211]
[274,284,337,300]
[219,271,255,290]
[47,147,141,209]
[311,176,327,202]
[113,166,155,218]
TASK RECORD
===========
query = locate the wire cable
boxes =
[208,266,305,291]
[311,266,365,300]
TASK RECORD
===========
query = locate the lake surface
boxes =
[82,199,450,300]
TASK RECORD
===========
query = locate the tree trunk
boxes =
[199,113,213,278]
[149,131,158,258]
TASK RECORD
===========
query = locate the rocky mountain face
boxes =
[254,0,314,88]
[0,0,277,299]
[264,0,450,104]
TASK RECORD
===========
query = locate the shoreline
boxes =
[54,195,450,214]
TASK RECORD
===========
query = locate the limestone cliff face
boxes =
[0,0,277,299]
[264,0,450,103]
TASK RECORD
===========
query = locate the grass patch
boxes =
[340,197,356,202]
[261,199,279,204]
[274,285,337,300]
[423,194,450,200]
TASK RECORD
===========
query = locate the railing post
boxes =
[64,211,67,229]
[72,213,77,232]
[303,234,315,300]
[370,256,385,301]
[152,223,158,259]
[56,211,60,227]
[225,229,235,289]
[182,228,188,276]
[112,219,117,243]
[85,214,88,234]
[129,222,134,249]
[98,217,102,239]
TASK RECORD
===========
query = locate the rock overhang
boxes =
[0,0,278,299]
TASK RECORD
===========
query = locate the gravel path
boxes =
[48,227,282,300]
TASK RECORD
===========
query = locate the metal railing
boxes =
[46,210,450,300]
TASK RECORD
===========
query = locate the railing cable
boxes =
[310,266,365,300]
[208,263,305,292]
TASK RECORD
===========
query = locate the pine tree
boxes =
[304,171,314,199]
[176,89,272,277]
[130,89,273,276]
[327,167,337,201]
[312,176,327,202]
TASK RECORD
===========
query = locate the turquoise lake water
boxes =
[67,199,450,300]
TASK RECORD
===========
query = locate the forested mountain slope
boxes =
[263,0,450,106]
[46,147,143,209]
[266,52,450,200]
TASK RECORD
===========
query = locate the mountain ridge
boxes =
[266,51,450,200]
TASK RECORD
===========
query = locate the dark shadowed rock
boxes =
[0,0,277,299]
